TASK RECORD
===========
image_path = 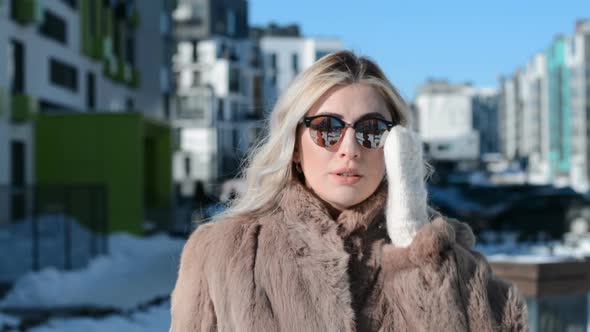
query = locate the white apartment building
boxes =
[172,36,263,193]
[415,80,480,161]
[522,52,551,184]
[567,21,590,191]
[499,76,519,161]
[259,35,342,108]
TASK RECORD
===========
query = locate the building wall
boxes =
[472,88,499,155]
[500,77,518,160]
[567,26,590,191]
[524,52,551,184]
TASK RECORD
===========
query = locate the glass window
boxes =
[292,53,299,73]
[39,10,67,44]
[50,58,78,92]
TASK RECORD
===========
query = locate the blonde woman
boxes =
[169,51,528,331]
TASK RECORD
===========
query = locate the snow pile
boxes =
[476,231,590,263]
[0,232,184,310]
[28,301,170,332]
[0,312,20,329]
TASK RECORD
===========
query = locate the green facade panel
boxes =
[12,0,38,25]
[11,93,38,122]
[35,113,172,234]
[546,38,571,178]
[80,0,104,59]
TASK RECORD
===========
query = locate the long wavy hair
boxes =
[215,50,411,220]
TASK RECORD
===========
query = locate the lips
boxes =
[330,168,363,185]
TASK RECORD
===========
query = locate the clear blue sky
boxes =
[250,0,589,100]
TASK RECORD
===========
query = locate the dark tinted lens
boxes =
[308,116,344,147]
[354,118,389,149]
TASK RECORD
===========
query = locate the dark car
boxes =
[428,184,590,240]
[487,189,590,240]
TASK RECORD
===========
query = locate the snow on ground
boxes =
[28,301,170,332]
[0,312,20,329]
[476,231,590,263]
[0,232,184,310]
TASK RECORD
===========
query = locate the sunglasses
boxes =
[299,114,397,149]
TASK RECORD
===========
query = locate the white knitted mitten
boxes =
[384,126,429,247]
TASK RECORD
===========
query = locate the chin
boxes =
[325,193,367,210]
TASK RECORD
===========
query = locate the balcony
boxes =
[11,0,39,25]
[80,0,105,60]
[11,93,38,123]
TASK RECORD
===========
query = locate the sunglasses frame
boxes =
[299,114,397,149]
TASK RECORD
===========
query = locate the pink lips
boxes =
[330,168,363,185]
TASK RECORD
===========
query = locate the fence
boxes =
[0,185,108,283]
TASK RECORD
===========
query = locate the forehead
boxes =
[307,83,392,121]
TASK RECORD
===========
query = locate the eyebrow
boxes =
[316,111,388,122]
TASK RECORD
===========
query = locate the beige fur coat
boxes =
[170,181,528,331]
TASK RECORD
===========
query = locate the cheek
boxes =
[301,139,331,170]
[367,151,386,184]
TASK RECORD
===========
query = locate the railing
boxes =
[0,185,108,283]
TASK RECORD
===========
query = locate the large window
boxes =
[49,58,78,92]
[39,10,67,44]
[9,40,25,93]
[10,141,26,222]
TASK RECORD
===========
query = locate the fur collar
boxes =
[280,180,387,238]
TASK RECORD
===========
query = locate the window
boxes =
[270,53,277,69]
[39,10,67,44]
[86,72,95,110]
[227,9,236,37]
[192,71,201,87]
[50,58,78,92]
[229,68,240,93]
[11,141,25,187]
[191,40,198,62]
[217,99,224,121]
[60,0,77,9]
[126,97,134,111]
[292,53,299,74]
[10,141,26,222]
[177,95,206,120]
[184,156,191,177]
[9,40,25,93]
[163,93,171,119]
[126,35,135,66]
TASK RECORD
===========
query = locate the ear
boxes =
[292,145,300,163]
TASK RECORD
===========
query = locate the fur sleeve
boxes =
[170,223,217,332]
[450,227,529,331]
[381,217,528,331]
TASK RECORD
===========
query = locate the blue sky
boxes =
[250,0,589,100]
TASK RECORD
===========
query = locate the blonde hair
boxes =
[216,50,411,220]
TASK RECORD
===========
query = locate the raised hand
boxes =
[384,126,429,247]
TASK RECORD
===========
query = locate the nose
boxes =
[337,127,361,159]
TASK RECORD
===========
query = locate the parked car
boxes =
[428,184,590,240]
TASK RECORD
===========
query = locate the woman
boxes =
[170,51,528,331]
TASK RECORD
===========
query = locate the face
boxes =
[293,83,393,211]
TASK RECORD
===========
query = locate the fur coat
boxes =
[170,181,528,331]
